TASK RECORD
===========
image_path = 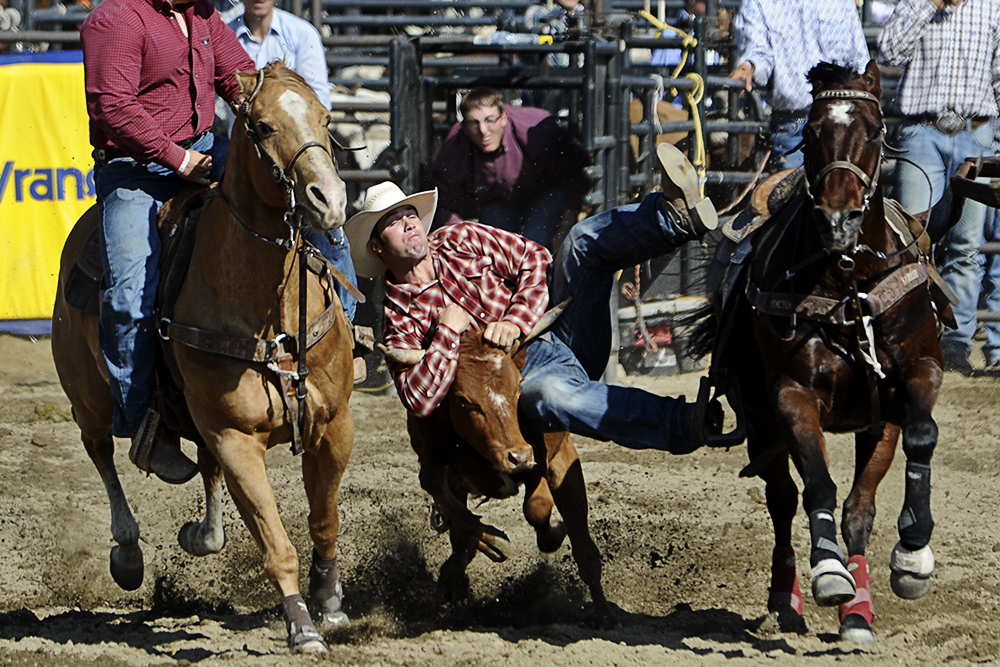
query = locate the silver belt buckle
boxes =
[935,111,966,136]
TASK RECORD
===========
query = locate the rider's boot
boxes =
[656,142,719,236]
[129,409,198,484]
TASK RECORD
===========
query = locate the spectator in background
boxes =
[81,0,254,484]
[728,0,869,170]
[878,0,1000,374]
[226,0,360,327]
[430,88,589,251]
[650,0,719,70]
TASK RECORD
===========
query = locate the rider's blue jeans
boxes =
[477,181,569,250]
[891,121,999,364]
[770,116,807,171]
[96,132,357,438]
[517,192,701,453]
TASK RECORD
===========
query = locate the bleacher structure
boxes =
[1,0,902,378]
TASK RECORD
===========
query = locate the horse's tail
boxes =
[678,302,716,362]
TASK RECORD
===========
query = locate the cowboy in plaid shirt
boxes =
[345,145,723,453]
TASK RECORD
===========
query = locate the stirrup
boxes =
[692,375,746,448]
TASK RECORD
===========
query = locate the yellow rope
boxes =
[639,10,707,196]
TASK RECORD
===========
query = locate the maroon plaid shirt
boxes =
[81,0,254,171]
[382,221,551,417]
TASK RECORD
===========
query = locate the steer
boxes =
[381,329,615,628]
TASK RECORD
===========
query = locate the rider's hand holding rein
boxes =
[179,149,213,185]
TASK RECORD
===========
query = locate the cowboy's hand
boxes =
[931,0,962,7]
[483,321,520,351]
[180,149,212,184]
[438,303,474,335]
[728,62,754,93]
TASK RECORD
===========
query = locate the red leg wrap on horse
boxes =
[767,546,804,615]
[838,555,875,624]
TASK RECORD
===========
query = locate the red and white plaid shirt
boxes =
[382,222,551,417]
[81,0,255,171]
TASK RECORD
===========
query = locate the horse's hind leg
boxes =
[178,447,226,556]
[891,360,943,600]
[303,410,353,629]
[545,434,614,629]
[837,425,898,644]
[79,429,144,591]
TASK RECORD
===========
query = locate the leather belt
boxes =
[94,130,211,162]
[917,112,990,136]
[771,108,810,123]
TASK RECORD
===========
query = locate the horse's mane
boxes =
[260,60,312,92]
[807,62,858,90]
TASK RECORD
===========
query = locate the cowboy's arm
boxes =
[732,0,772,88]
[210,11,256,104]
[383,310,467,418]
[877,0,938,67]
[469,224,551,335]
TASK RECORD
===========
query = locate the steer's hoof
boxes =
[536,520,567,553]
[110,543,144,591]
[479,529,512,563]
[811,559,856,607]
[839,614,874,645]
[289,627,329,654]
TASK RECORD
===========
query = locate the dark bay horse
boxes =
[52,62,353,653]
[691,61,942,644]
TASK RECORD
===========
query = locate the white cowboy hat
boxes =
[345,181,438,277]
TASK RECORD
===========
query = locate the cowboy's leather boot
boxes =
[656,142,719,236]
[129,409,198,485]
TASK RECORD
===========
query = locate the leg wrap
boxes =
[282,593,327,651]
[767,546,804,615]
[808,509,846,567]
[898,462,934,550]
[838,555,874,625]
[308,549,343,612]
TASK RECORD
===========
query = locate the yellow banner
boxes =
[0,51,94,323]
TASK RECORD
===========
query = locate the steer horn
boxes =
[377,345,425,367]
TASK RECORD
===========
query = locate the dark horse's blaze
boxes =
[690,60,943,644]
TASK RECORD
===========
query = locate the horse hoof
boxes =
[289,627,329,654]
[109,543,144,591]
[811,559,856,607]
[839,614,874,644]
[316,610,349,629]
[890,571,932,599]
[178,521,227,557]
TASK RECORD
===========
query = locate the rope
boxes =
[638,10,707,197]
[718,149,771,215]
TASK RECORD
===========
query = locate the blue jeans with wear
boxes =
[892,120,1000,366]
[517,192,699,453]
[96,131,357,439]
[770,116,807,171]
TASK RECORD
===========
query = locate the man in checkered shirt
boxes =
[345,144,721,454]
[879,0,1000,374]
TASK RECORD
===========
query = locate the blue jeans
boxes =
[517,192,700,453]
[892,121,998,361]
[770,117,806,170]
[304,227,357,321]
[478,182,568,250]
[95,132,226,437]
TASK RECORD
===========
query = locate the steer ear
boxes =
[377,343,425,367]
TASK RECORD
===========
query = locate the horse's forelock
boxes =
[807,62,859,92]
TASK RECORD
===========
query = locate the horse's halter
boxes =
[802,89,885,218]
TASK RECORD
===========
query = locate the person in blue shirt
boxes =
[225,0,360,347]
[727,0,869,171]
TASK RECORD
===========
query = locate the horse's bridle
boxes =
[802,89,884,216]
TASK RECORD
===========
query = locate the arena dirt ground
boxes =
[2,332,1000,666]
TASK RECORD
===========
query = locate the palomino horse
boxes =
[691,62,943,644]
[52,62,353,653]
